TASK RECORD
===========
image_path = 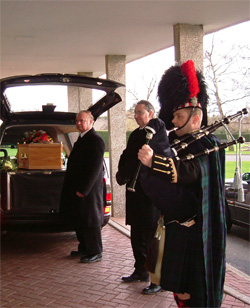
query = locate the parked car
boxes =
[225,172,250,230]
[0,74,124,231]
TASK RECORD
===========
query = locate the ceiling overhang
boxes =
[1,0,249,78]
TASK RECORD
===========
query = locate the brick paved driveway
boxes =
[1,224,249,308]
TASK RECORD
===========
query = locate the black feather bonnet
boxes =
[158,60,209,130]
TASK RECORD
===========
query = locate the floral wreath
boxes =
[23,130,53,144]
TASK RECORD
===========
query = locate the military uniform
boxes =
[141,132,226,307]
[139,60,226,307]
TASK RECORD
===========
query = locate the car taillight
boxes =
[103,177,112,202]
[103,177,110,185]
[106,192,112,202]
[104,206,111,215]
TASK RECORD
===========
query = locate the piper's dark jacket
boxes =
[117,125,160,228]
[60,128,105,228]
[140,129,226,308]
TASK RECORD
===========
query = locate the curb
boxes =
[108,219,250,305]
[108,219,130,238]
[224,264,250,305]
[224,285,250,305]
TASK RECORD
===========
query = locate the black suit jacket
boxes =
[60,128,105,228]
[117,127,160,228]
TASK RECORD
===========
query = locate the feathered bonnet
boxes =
[158,60,208,130]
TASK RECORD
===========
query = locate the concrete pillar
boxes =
[67,72,94,144]
[174,24,204,71]
[105,55,126,217]
[67,72,93,112]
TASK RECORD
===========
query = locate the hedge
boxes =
[213,133,250,142]
[97,131,132,151]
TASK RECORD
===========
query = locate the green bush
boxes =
[214,132,250,142]
[97,131,132,151]
[97,131,109,151]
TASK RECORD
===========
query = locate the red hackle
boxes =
[180,60,200,99]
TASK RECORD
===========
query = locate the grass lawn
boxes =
[225,161,250,179]
[225,144,250,155]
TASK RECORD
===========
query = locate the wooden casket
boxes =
[17,143,63,170]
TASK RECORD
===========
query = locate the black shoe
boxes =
[70,251,87,257]
[142,283,162,295]
[122,272,149,283]
[80,253,102,263]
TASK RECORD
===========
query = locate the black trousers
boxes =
[130,224,156,276]
[75,226,103,255]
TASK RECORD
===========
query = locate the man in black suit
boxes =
[60,110,105,263]
[116,100,162,294]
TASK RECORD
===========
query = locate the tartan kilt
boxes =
[160,222,206,301]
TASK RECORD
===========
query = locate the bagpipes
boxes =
[127,108,249,194]
[170,108,248,161]
[127,117,172,192]
[127,125,156,192]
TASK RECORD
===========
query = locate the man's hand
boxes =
[76,191,84,198]
[138,144,153,168]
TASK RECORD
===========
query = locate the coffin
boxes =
[18,143,63,169]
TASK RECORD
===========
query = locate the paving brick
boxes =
[1,223,250,308]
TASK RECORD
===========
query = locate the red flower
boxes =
[23,130,53,144]
[40,133,48,141]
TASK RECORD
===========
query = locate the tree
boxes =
[126,74,158,106]
[204,35,250,118]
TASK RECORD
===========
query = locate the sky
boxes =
[4,20,250,117]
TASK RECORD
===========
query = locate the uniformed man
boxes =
[138,60,227,307]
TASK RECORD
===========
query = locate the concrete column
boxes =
[67,72,93,112]
[174,24,204,71]
[67,72,94,144]
[105,55,126,217]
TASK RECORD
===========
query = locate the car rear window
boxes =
[4,85,105,112]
